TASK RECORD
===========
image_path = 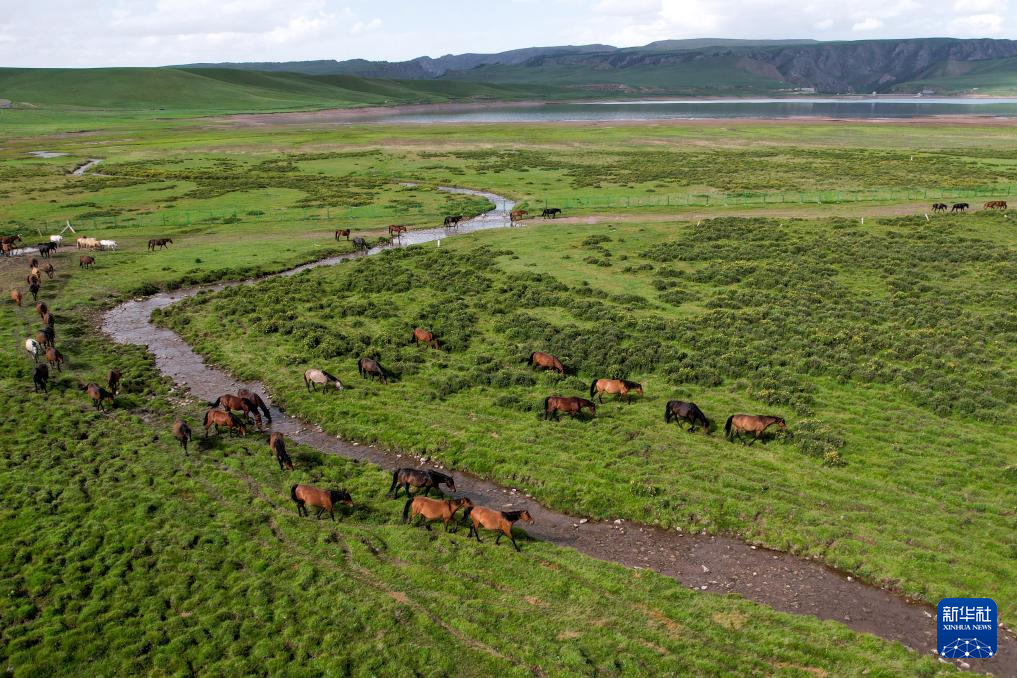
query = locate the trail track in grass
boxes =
[103,186,1017,675]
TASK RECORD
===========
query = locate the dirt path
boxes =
[102,188,1016,675]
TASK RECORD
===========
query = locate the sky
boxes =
[0,0,1015,68]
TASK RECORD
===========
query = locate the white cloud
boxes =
[953,0,1006,12]
[950,12,1005,32]
[851,17,884,31]
[350,17,382,35]
[814,18,835,29]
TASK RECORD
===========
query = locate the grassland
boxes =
[1,111,1015,673]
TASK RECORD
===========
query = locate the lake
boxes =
[360,98,1017,123]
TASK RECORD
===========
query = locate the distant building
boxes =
[794,87,816,94]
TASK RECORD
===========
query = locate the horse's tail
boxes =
[589,379,597,398]
[543,396,551,418]
[290,484,299,504]
[724,415,734,439]
[664,404,672,424]
[527,352,535,365]
[402,497,414,523]
[208,396,221,408]
[204,409,212,428]
[388,469,400,495]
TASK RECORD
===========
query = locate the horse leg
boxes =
[330,508,335,521]
[495,533,502,545]
[509,531,520,552]
[315,507,324,520]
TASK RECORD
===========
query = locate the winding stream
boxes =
[102,187,1015,674]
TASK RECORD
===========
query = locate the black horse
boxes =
[388,468,456,498]
[32,364,48,393]
[664,400,710,433]
[541,208,562,219]
[35,243,55,258]
[352,237,369,252]
[443,215,463,227]
[951,202,969,212]
[931,203,947,212]
[358,357,388,384]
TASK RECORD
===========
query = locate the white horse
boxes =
[303,368,344,392]
[49,235,63,244]
[99,239,118,251]
[25,338,41,363]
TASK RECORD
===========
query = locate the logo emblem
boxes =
[938,598,996,659]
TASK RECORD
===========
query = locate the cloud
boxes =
[814,18,835,29]
[350,17,382,35]
[950,12,1005,32]
[851,17,884,30]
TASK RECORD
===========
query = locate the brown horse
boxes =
[544,396,596,420]
[79,255,95,269]
[664,400,710,432]
[388,225,407,238]
[42,262,55,279]
[28,281,40,302]
[388,468,456,498]
[36,327,54,349]
[26,272,40,287]
[10,289,21,307]
[335,228,351,240]
[985,200,1008,210]
[509,209,527,223]
[238,388,272,423]
[33,364,48,393]
[358,357,387,384]
[203,408,247,438]
[148,238,173,251]
[0,234,21,247]
[590,378,643,404]
[35,301,48,318]
[411,327,440,349]
[209,393,262,428]
[107,368,121,396]
[45,347,65,372]
[529,351,565,376]
[42,311,54,329]
[82,383,115,410]
[724,414,787,444]
[443,215,463,228]
[173,419,192,454]
[291,484,352,520]
[403,496,473,532]
[465,507,534,551]
[269,432,294,470]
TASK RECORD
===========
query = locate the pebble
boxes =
[579,518,588,524]
[700,585,708,590]
[960,662,970,669]
[701,565,710,573]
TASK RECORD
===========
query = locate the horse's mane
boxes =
[428,469,453,482]
[501,510,527,521]
[621,379,642,389]
[321,370,340,382]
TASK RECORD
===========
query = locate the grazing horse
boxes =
[951,203,969,212]
[388,225,407,239]
[42,262,55,279]
[209,393,262,428]
[79,255,95,269]
[358,357,387,384]
[590,378,643,404]
[303,368,344,393]
[25,338,41,363]
[529,351,565,376]
[931,203,947,212]
[269,432,294,470]
[0,234,22,247]
[388,468,456,499]
[335,228,351,240]
[107,368,121,396]
[403,496,473,531]
[173,419,192,453]
[352,237,369,252]
[83,383,115,410]
[36,243,55,258]
[509,209,527,223]
[291,484,352,520]
[238,388,272,423]
[443,215,463,228]
[36,327,54,349]
[10,289,21,307]
[664,400,710,432]
[148,238,173,251]
[724,414,787,444]
[411,327,440,349]
[28,281,40,301]
[464,507,534,551]
[203,408,247,438]
[45,347,65,372]
[541,208,562,219]
[99,239,118,251]
[49,235,63,245]
[543,396,596,420]
[33,364,49,393]
[985,200,1008,210]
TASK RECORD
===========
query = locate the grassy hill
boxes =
[0,67,555,113]
[894,56,1017,94]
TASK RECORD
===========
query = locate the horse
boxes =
[35,243,55,258]
[148,238,172,251]
[291,484,352,520]
[443,215,463,228]
[45,347,65,372]
[10,289,21,307]
[388,468,456,499]
[26,272,40,287]
[724,414,787,445]
[403,496,473,532]
[590,378,644,404]
[238,388,272,423]
[203,408,247,438]
[543,396,596,420]
[335,228,350,240]
[83,383,115,411]
[664,400,710,433]
[107,368,121,396]
[99,239,118,251]
[951,203,969,212]
[28,281,40,301]
[173,419,192,454]
[25,338,41,363]
[388,225,407,239]
[0,234,22,246]
[529,351,565,376]
[35,301,48,318]
[1,242,11,257]
[464,507,534,551]
[352,237,369,252]
[303,368,344,393]
[509,209,527,223]
[42,311,54,329]
[33,364,49,393]
[411,327,440,349]
[49,235,63,245]
[36,327,55,349]
[541,208,562,219]
[79,238,100,250]
[42,262,55,279]
[985,200,1008,210]
[76,237,88,249]
[358,357,387,384]
[79,255,95,269]
[269,432,294,470]
[209,393,262,428]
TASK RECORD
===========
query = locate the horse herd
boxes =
[931,201,1007,212]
